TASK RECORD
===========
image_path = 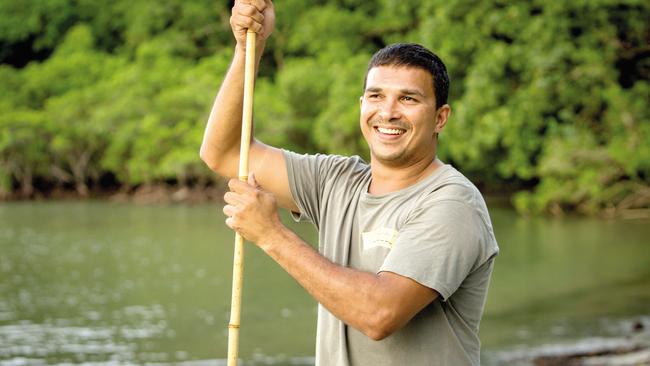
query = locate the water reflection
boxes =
[0,305,165,363]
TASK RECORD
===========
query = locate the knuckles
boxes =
[230,0,273,40]
[241,5,257,16]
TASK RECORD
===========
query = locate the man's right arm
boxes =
[199,0,298,212]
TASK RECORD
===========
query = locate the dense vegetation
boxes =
[1,0,648,215]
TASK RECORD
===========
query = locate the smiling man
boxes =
[200,1,499,365]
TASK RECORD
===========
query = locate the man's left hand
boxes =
[223,173,283,245]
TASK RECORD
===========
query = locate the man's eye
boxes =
[401,96,415,102]
[367,94,380,99]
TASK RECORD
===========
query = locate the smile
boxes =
[375,126,406,135]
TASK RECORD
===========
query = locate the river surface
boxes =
[1,201,649,365]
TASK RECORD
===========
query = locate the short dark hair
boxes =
[363,43,449,108]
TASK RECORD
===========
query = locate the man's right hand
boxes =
[230,0,275,50]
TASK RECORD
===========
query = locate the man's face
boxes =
[360,66,448,167]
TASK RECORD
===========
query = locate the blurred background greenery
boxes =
[0,0,648,215]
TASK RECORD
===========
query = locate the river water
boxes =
[0,201,649,365]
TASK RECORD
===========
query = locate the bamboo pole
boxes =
[227,29,256,366]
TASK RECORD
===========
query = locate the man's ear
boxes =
[434,104,451,134]
[359,96,363,108]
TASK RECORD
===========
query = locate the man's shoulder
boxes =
[282,150,371,196]
[411,166,498,253]
[425,165,477,196]
[417,165,489,212]
[283,149,370,176]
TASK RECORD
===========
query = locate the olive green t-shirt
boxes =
[283,151,499,366]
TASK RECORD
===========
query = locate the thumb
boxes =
[248,172,259,188]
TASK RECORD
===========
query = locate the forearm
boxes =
[260,226,398,340]
[200,43,265,177]
[224,177,436,339]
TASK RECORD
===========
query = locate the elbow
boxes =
[363,308,399,341]
[199,145,214,169]
[366,328,391,342]
[199,144,224,175]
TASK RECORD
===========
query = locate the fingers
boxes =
[248,172,259,188]
[223,200,242,232]
[230,12,262,34]
[223,177,259,222]
[223,203,236,217]
[240,4,265,24]
[223,191,242,206]
[223,174,267,224]
[227,178,259,194]
[225,216,236,230]
[231,2,265,34]
[237,0,266,12]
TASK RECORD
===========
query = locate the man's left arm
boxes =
[223,176,438,341]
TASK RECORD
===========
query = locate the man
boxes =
[200,1,499,365]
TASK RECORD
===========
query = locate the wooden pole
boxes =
[227,29,256,366]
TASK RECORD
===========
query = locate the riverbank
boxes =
[0,184,226,205]
[489,327,650,366]
[2,184,649,220]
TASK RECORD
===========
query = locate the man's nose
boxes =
[377,98,402,121]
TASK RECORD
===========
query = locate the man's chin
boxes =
[370,151,407,166]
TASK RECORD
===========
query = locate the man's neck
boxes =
[368,156,443,195]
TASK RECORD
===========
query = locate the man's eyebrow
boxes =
[364,87,382,93]
[401,88,426,97]
[364,87,425,97]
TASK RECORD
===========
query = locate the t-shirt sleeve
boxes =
[283,150,367,229]
[379,198,494,301]
[282,150,323,225]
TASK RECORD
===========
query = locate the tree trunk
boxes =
[69,151,91,197]
[19,167,34,198]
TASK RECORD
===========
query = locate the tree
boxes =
[0,0,647,214]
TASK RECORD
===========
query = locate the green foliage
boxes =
[0,108,49,196]
[0,0,648,214]
[0,0,76,51]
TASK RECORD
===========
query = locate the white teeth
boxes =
[377,127,404,135]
